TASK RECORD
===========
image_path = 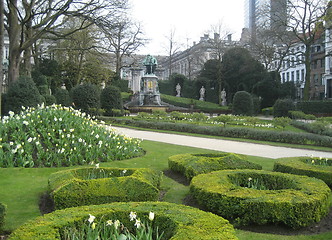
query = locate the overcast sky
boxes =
[130,0,245,56]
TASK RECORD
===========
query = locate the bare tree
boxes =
[100,16,147,78]
[164,28,182,78]
[3,0,128,84]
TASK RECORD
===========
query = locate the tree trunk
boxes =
[0,0,4,115]
[303,45,311,100]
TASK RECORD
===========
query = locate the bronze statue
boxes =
[143,54,158,74]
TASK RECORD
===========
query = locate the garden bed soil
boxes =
[164,169,332,236]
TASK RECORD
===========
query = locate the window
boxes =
[282,73,285,82]
[291,71,294,81]
[287,72,290,81]
[301,69,305,81]
[296,70,300,81]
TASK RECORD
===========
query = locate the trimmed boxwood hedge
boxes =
[169,153,262,180]
[49,167,162,209]
[190,169,331,229]
[107,118,332,147]
[273,157,332,187]
[8,202,238,240]
[0,202,6,232]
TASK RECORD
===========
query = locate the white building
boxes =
[323,26,332,98]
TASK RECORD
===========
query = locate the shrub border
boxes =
[273,157,332,187]
[9,202,238,240]
[49,167,162,209]
[190,169,331,228]
[168,153,262,180]
[0,202,6,232]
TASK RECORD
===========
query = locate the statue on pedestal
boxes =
[143,54,157,74]
[199,86,205,101]
[221,88,227,106]
[176,83,181,97]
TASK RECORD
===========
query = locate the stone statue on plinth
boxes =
[221,88,227,106]
[199,86,205,101]
[176,83,181,97]
[143,54,158,75]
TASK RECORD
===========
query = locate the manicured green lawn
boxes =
[0,140,331,240]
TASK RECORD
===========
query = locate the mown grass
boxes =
[0,140,331,240]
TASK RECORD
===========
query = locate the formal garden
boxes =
[0,99,332,239]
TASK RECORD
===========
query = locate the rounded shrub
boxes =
[4,76,43,114]
[9,202,237,240]
[0,105,143,168]
[54,88,71,106]
[0,202,6,232]
[190,169,331,228]
[49,167,162,209]
[71,83,100,113]
[42,94,56,106]
[168,153,262,180]
[273,157,332,187]
[100,85,123,116]
[232,91,253,116]
[273,99,295,117]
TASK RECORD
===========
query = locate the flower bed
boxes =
[8,202,238,240]
[273,157,332,187]
[168,153,262,180]
[49,167,162,209]
[0,202,5,231]
[190,169,332,229]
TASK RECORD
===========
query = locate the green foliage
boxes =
[214,114,234,127]
[232,91,254,116]
[37,84,50,95]
[169,111,187,120]
[273,117,292,130]
[4,77,43,114]
[100,86,123,116]
[296,100,332,114]
[49,167,161,209]
[54,88,72,106]
[42,94,56,106]
[261,107,273,116]
[190,169,332,228]
[289,110,316,120]
[9,202,237,240]
[169,153,262,180]
[0,202,6,232]
[71,83,100,113]
[0,105,143,168]
[273,99,295,117]
[109,118,332,147]
[291,120,332,137]
[273,157,332,187]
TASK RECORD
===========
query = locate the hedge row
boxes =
[190,169,332,229]
[291,120,332,137]
[108,118,332,147]
[274,157,332,187]
[296,101,332,114]
[49,167,162,209]
[8,202,238,240]
[168,153,262,180]
[0,202,5,232]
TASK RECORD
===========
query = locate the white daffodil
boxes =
[129,211,137,221]
[95,163,100,168]
[106,220,113,226]
[87,214,95,224]
[248,177,252,181]
[134,218,142,229]
[149,212,155,221]
[114,220,120,229]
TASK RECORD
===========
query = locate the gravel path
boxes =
[110,126,332,159]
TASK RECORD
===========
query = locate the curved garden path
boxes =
[111,126,332,159]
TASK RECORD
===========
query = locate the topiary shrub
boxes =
[4,76,43,114]
[54,88,72,106]
[190,169,331,229]
[273,157,332,187]
[168,153,262,181]
[9,202,237,240]
[0,202,6,232]
[232,91,253,116]
[71,83,100,113]
[42,94,56,106]
[273,99,295,117]
[100,86,123,116]
[0,105,143,168]
[49,167,162,209]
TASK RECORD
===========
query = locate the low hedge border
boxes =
[273,157,332,187]
[49,167,162,209]
[168,153,262,180]
[190,169,331,229]
[106,118,332,148]
[0,202,6,232]
[8,202,238,240]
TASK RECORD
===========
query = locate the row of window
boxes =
[282,70,324,85]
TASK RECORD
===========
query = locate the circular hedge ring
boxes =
[9,202,238,240]
[168,153,262,180]
[190,169,331,229]
[49,167,162,209]
[273,157,332,187]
